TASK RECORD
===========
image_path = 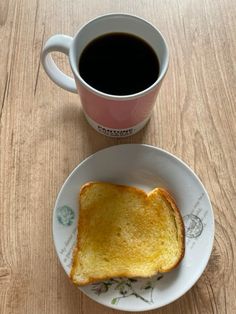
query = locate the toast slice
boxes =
[70,182,185,285]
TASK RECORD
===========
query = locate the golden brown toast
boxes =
[70,182,185,285]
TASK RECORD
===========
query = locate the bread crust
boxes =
[70,182,185,285]
[154,188,185,272]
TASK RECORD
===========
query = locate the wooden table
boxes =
[1,0,235,313]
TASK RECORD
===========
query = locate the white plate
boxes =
[53,144,214,312]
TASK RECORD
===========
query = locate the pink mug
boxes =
[41,13,169,137]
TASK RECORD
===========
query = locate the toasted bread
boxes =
[70,182,185,285]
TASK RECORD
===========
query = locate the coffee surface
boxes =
[78,33,159,95]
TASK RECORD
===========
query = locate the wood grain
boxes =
[0,0,235,313]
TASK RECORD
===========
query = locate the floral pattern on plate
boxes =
[91,276,164,305]
[57,205,75,226]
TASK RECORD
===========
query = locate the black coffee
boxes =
[78,33,159,95]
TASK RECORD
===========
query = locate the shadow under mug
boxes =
[41,13,169,138]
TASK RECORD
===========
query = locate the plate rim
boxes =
[52,144,215,312]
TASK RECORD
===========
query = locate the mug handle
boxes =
[41,35,77,93]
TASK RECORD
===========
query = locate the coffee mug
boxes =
[41,13,169,137]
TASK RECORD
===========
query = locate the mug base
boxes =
[84,113,150,138]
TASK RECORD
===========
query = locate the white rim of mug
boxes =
[69,13,169,101]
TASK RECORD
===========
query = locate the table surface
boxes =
[0,0,236,313]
